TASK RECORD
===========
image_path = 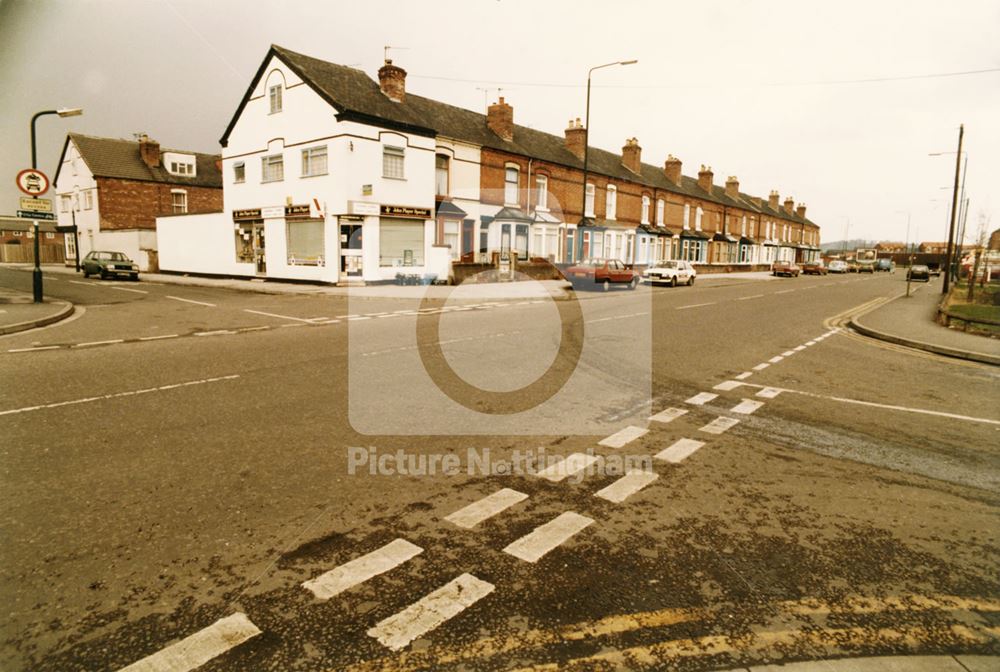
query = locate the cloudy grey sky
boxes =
[1,0,997,245]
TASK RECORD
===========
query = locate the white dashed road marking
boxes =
[768,355,784,363]
[686,392,718,405]
[109,286,148,294]
[244,309,316,323]
[781,350,795,357]
[503,511,594,563]
[598,425,648,448]
[139,334,179,341]
[367,573,494,651]
[444,488,528,529]
[75,339,124,348]
[595,470,659,503]
[655,438,705,463]
[734,372,753,380]
[700,416,740,434]
[757,387,783,399]
[302,538,422,600]
[736,294,764,301]
[677,302,716,310]
[8,345,60,353]
[166,295,215,307]
[713,380,743,391]
[731,399,765,415]
[793,345,806,352]
[117,612,260,672]
[535,453,600,482]
[649,407,688,423]
[752,363,770,371]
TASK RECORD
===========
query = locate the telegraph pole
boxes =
[942,124,963,294]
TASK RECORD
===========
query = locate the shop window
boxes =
[383,145,405,179]
[233,162,245,184]
[269,84,283,113]
[171,189,187,214]
[436,154,449,196]
[380,218,424,266]
[287,219,325,265]
[301,145,328,177]
[504,166,519,205]
[235,223,255,263]
[262,154,284,182]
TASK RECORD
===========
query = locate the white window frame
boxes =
[695,206,703,231]
[585,183,595,217]
[435,154,449,196]
[656,198,665,226]
[606,185,617,220]
[504,165,519,205]
[383,145,405,179]
[683,203,690,230]
[262,153,284,183]
[60,195,71,212]
[641,194,650,224]
[535,175,548,210]
[83,190,93,210]
[170,189,187,214]
[301,145,328,177]
[269,84,283,114]
[233,161,245,184]
[170,161,194,176]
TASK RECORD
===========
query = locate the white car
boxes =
[828,260,848,273]
[643,260,697,286]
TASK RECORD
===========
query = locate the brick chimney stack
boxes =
[138,134,160,168]
[697,165,714,194]
[768,190,780,210]
[621,137,641,174]
[487,97,514,142]
[796,203,807,219]
[664,154,682,185]
[783,196,795,215]
[725,175,740,199]
[378,59,407,102]
[564,118,586,160]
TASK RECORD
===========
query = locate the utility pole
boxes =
[942,124,963,294]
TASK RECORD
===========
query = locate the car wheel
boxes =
[602,279,610,292]
[82,267,90,278]
[630,277,638,290]
[99,269,108,280]
[130,273,139,281]
[688,276,695,286]
[670,276,677,287]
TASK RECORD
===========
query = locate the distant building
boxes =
[53,133,223,270]
[0,216,65,264]
[989,228,1000,251]
[918,242,949,254]
[875,242,906,254]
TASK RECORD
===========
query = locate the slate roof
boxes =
[227,45,817,228]
[56,133,222,189]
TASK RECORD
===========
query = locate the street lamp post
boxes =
[579,59,636,258]
[29,107,83,302]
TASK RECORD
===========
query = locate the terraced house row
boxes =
[156,45,821,284]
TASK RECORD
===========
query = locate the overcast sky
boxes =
[1,0,997,245]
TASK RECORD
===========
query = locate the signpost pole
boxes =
[32,220,43,302]
[71,208,80,272]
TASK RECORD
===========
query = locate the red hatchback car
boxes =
[772,260,801,277]
[802,261,828,275]
[565,258,639,291]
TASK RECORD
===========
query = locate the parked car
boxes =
[907,264,931,282]
[81,251,140,280]
[828,260,848,273]
[642,260,697,286]
[858,261,875,273]
[565,258,638,291]
[802,261,828,275]
[928,264,942,277]
[875,258,894,272]
[772,261,801,277]
[847,261,860,273]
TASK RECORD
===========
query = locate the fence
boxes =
[0,243,66,264]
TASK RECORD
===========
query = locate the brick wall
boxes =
[95,177,222,230]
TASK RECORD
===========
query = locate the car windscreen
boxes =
[109,253,129,261]
[652,262,677,269]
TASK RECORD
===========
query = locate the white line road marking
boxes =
[700,416,740,434]
[0,375,240,416]
[244,309,315,323]
[736,294,764,300]
[43,276,59,281]
[110,286,148,294]
[781,350,796,357]
[805,341,816,346]
[731,399,765,415]
[302,538,422,600]
[74,339,124,348]
[377,313,401,318]
[650,407,688,423]
[348,316,371,321]
[587,311,649,325]
[768,355,784,364]
[195,330,235,337]
[138,334,180,341]
[503,512,594,563]
[279,323,305,328]
[535,452,600,482]
[444,488,528,529]
[238,326,271,332]
[793,345,806,351]
[367,573,494,651]
[595,470,659,503]
[734,372,753,380]
[116,612,260,672]
[686,392,718,405]
[775,289,795,294]
[713,380,743,391]
[757,387,783,399]
[166,295,215,307]
[8,345,61,353]
[677,302,716,310]
[752,363,770,371]
[598,425,648,448]
[69,280,96,286]
[655,438,706,463]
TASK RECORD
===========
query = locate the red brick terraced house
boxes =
[53,133,223,270]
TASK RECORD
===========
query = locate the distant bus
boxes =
[856,248,877,273]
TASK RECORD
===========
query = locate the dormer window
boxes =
[269,84,283,113]
[170,161,194,176]
[164,152,197,177]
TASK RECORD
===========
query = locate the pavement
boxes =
[0,285,73,336]
[719,655,999,671]
[850,277,1000,365]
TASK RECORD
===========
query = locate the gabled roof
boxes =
[225,45,816,227]
[55,133,222,189]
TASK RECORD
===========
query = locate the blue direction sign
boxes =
[17,210,55,220]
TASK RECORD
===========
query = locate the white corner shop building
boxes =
[158,45,478,284]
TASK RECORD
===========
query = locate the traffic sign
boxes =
[16,168,50,196]
[17,210,55,220]
[19,196,53,213]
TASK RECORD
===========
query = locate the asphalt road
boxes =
[1,268,997,671]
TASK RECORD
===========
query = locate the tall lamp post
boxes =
[29,107,83,302]
[928,124,964,294]
[579,59,636,258]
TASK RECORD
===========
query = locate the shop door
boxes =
[253,223,266,275]
[341,223,363,276]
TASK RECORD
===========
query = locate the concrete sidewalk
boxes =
[850,282,1000,366]
[0,286,74,336]
[717,654,998,671]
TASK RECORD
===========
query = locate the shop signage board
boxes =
[20,197,53,213]
[348,201,379,216]
[380,204,432,219]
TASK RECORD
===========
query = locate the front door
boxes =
[461,219,475,262]
[340,222,363,276]
[253,223,266,275]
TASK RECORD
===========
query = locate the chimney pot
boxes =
[487,97,514,141]
[697,165,714,194]
[565,119,586,159]
[725,175,740,199]
[768,190,780,209]
[783,196,795,215]
[664,154,682,186]
[138,135,160,168]
[622,137,642,174]
[378,60,407,102]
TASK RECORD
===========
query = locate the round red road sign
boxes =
[16,168,50,196]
